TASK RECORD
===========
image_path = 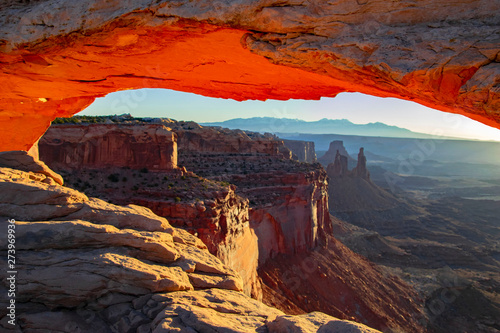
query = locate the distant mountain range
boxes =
[201,117,455,139]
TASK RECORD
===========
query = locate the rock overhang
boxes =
[0,0,498,151]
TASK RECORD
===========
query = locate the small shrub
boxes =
[140,167,149,174]
[175,197,181,202]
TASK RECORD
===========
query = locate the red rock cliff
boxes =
[175,124,332,263]
[40,124,177,171]
[245,169,331,263]
[0,1,499,151]
[39,122,261,299]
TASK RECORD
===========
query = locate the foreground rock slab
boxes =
[0,159,382,332]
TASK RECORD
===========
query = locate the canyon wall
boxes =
[40,124,177,171]
[131,184,261,299]
[0,0,499,151]
[35,120,427,332]
[39,122,261,299]
[244,169,331,263]
[41,119,331,266]
[177,137,331,263]
[168,121,292,159]
[283,139,317,163]
[0,154,381,332]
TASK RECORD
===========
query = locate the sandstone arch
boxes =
[0,0,498,151]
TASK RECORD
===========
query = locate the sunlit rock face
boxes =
[0,0,499,151]
[40,124,177,170]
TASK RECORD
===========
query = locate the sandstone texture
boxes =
[0,0,499,151]
[0,161,383,332]
[40,121,263,299]
[0,150,64,185]
[40,123,177,171]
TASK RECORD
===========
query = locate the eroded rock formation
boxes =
[171,123,331,263]
[327,150,350,178]
[0,160,382,332]
[40,124,177,171]
[283,139,317,163]
[326,142,397,213]
[351,148,370,180]
[39,124,262,299]
[0,0,499,151]
[319,140,356,168]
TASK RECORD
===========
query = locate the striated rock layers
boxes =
[168,120,292,158]
[0,160,381,332]
[130,181,262,300]
[237,168,331,263]
[172,123,331,263]
[39,124,261,299]
[40,124,177,171]
[283,139,317,163]
[1,0,499,152]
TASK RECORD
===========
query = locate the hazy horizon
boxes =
[79,88,500,142]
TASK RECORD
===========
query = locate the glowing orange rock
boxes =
[0,1,498,151]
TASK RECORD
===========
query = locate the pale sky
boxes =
[79,89,500,142]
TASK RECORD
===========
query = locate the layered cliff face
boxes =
[0,0,499,151]
[126,180,262,300]
[168,121,292,158]
[40,124,177,171]
[176,133,331,263]
[39,122,261,299]
[237,168,330,263]
[283,139,317,163]
[0,155,382,332]
[158,120,330,261]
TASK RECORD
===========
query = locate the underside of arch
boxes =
[0,0,498,151]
